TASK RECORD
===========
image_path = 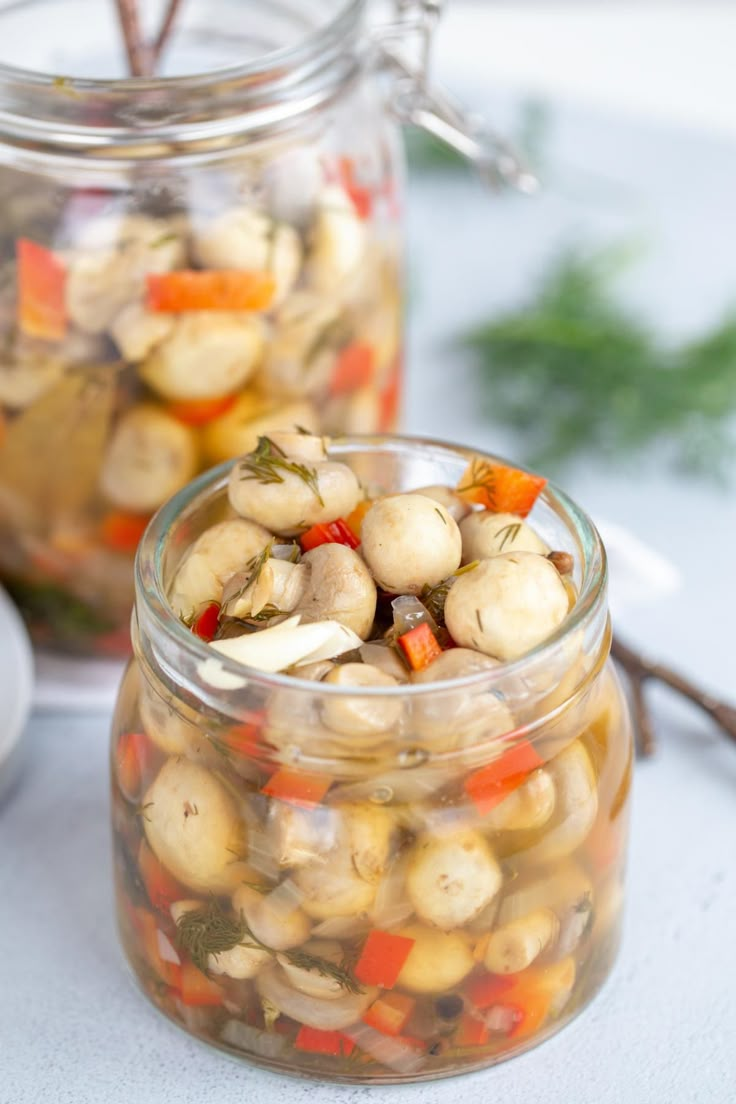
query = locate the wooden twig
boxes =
[115,0,149,76]
[152,0,184,69]
[611,634,736,758]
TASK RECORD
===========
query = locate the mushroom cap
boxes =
[297,544,377,639]
[394,924,475,994]
[228,455,361,536]
[406,830,502,930]
[444,552,569,661]
[360,493,462,595]
[460,510,550,563]
[170,517,273,618]
[99,404,198,514]
[143,758,245,894]
[413,484,471,524]
[321,663,402,740]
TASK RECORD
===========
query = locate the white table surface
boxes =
[3,22,736,1104]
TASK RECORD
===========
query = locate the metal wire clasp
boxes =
[374,0,538,193]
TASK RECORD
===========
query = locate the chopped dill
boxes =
[496,522,522,551]
[285,948,363,995]
[456,458,495,498]
[420,561,479,625]
[239,436,323,505]
[249,604,286,623]
[434,507,447,526]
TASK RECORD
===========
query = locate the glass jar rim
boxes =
[135,433,609,704]
[0,0,363,89]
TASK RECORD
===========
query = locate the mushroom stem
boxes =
[611,634,736,757]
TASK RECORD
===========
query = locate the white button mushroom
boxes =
[170,518,273,619]
[277,940,347,999]
[308,185,367,291]
[0,346,64,409]
[295,544,377,639]
[321,663,402,743]
[406,830,502,930]
[459,510,550,563]
[394,924,475,994]
[143,758,246,894]
[110,301,174,362]
[193,207,302,306]
[66,215,185,334]
[259,291,340,400]
[266,800,337,868]
[138,312,265,402]
[201,393,319,466]
[339,803,396,885]
[360,494,462,595]
[232,884,312,952]
[483,908,560,974]
[208,942,271,981]
[512,741,598,864]
[222,558,308,620]
[294,845,376,920]
[444,552,569,661]
[481,767,556,832]
[413,485,471,524]
[139,679,202,757]
[228,438,361,536]
[410,648,514,753]
[99,404,198,514]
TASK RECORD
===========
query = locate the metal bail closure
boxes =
[375,0,539,194]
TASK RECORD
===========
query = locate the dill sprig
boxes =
[420,561,479,626]
[465,245,736,479]
[249,604,286,623]
[238,436,324,505]
[495,522,522,551]
[175,899,362,992]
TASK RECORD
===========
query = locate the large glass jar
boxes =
[0,0,415,655]
[111,435,633,1084]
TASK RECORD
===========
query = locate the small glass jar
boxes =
[111,435,633,1084]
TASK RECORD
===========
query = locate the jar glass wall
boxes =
[0,0,403,654]
[111,436,633,1084]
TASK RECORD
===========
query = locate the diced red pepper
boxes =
[138,840,185,913]
[330,342,375,396]
[100,511,151,553]
[192,602,221,642]
[115,730,154,802]
[337,157,373,220]
[456,460,547,517]
[294,1026,356,1057]
[178,961,224,1007]
[261,768,333,808]
[362,992,416,1037]
[146,270,276,313]
[218,712,267,759]
[354,930,416,989]
[464,740,544,817]
[397,622,443,672]
[16,238,67,340]
[466,968,554,1040]
[300,518,361,552]
[454,1012,490,1048]
[167,395,237,426]
[466,973,515,1011]
[378,358,402,432]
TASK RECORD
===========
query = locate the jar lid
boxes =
[0,585,33,804]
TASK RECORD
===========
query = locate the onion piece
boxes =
[209,616,362,673]
[311,915,372,940]
[391,595,437,636]
[343,1023,426,1075]
[497,872,560,926]
[371,851,414,929]
[256,963,376,1030]
[221,1018,289,1059]
[156,929,181,966]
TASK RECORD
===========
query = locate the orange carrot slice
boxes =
[146,270,276,312]
[16,238,67,340]
[456,459,547,517]
[464,740,544,817]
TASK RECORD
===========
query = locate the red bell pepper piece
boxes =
[138,840,185,913]
[167,395,237,426]
[456,460,547,517]
[378,358,402,431]
[146,270,276,312]
[100,511,151,553]
[454,1012,490,1048]
[464,739,544,817]
[354,930,416,989]
[178,961,224,1007]
[330,342,375,396]
[261,768,333,808]
[115,730,154,802]
[362,992,416,1037]
[192,602,220,642]
[294,1026,356,1057]
[300,518,361,552]
[337,156,373,220]
[397,622,443,672]
[16,238,67,340]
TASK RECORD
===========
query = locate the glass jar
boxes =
[111,435,633,1084]
[3,0,524,655]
